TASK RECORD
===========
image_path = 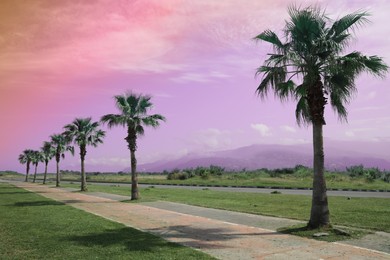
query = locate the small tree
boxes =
[50,134,74,187]
[18,149,34,182]
[41,141,55,184]
[63,118,105,192]
[101,92,165,200]
[31,151,44,183]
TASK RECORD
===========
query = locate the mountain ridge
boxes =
[134,141,390,172]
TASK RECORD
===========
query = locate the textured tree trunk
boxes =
[80,146,87,192]
[33,163,38,183]
[130,148,139,200]
[24,161,30,182]
[308,123,330,228]
[307,78,330,228]
[56,157,60,187]
[43,161,48,184]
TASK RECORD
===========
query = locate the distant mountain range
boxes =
[133,141,390,172]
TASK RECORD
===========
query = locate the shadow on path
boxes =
[146,225,282,249]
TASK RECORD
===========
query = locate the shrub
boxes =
[166,168,190,180]
[346,165,365,177]
[364,168,381,182]
[209,165,225,176]
[294,165,312,178]
[381,172,390,183]
[269,168,294,177]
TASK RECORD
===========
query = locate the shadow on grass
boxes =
[67,227,185,252]
[0,191,31,195]
[11,200,65,207]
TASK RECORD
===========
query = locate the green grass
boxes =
[61,172,390,190]
[61,183,390,232]
[0,183,214,260]
[4,170,390,190]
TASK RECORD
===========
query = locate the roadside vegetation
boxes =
[0,183,214,260]
[3,164,390,191]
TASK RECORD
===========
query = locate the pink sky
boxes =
[1,0,389,173]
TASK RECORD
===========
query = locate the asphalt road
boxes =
[63,180,390,198]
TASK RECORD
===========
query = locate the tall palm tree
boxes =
[63,118,105,192]
[31,150,44,183]
[101,92,165,200]
[50,134,74,187]
[41,141,55,184]
[254,6,387,228]
[18,149,34,182]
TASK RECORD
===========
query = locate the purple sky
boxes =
[1,0,389,173]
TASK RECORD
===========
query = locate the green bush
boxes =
[382,172,390,183]
[346,165,365,177]
[209,165,225,176]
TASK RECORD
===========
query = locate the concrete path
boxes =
[7,181,390,260]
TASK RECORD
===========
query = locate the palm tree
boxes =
[101,92,165,200]
[31,150,44,183]
[50,134,74,187]
[254,6,387,228]
[18,149,34,182]
[41,141,55,184]
[63,118,105,192]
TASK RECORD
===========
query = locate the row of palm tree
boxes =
[17,6,387,229]
[18,93,165,198]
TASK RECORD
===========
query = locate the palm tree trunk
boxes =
[130,148,139,200]
[43,161,48,184]
[308,122,330,228]
[56,158,60,187]
[24,162,30,182]
[33,164,38,183]
[80,146,87,192]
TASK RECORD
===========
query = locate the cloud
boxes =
[251,123,271,137]
[85,157,129,166]
[278,138,309,145]
[172,71,230,83]
[280,125,296,133]
[345,131,355,137]
[353,106,382,112]
[193,128,232,150]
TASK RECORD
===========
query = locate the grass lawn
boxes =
[0,183,214,260]
[3,170,390,191]
[62,183,390,232]
[64,173,390,191]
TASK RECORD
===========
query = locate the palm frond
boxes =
[295,96,311,126]
[330,11,370,37]
[101,114,127,128]
[135,125,145,136]
[254,30,286,53]
[141,114,166,128]
[275,80,295,101]
[256,66,287,99]
[329,90,348,121]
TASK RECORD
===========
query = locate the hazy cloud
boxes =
[251,123,271,137]
[280,125,296,133]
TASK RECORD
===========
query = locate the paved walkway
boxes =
[7,181,390,259]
